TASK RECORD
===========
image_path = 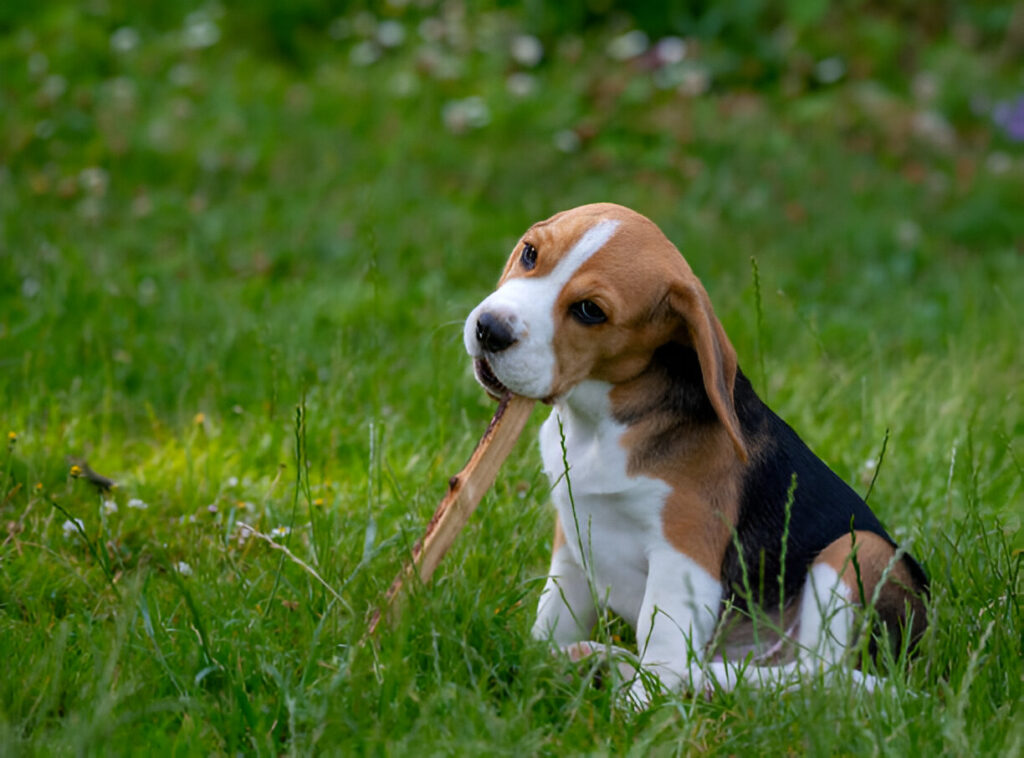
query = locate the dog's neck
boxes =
[554,380,616,429]
[554,343,725,426]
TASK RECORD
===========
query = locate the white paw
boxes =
[625,676,652,709]
[560,640,601,663]
[559,640,637,671]
[557,641,642,696]
[624,668,720,708]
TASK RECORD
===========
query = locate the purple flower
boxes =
[992,96,1024,142]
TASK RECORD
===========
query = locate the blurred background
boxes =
[2,0,1022,531]
[2,1,1022,424]
[3,0,1023,527]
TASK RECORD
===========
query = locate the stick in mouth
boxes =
[367,392,535,636]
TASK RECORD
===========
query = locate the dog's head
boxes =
[463,203,746,459]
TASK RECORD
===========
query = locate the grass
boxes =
[1,2,1022,754]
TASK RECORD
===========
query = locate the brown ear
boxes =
[667,282,749,463]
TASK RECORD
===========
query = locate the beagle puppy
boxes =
[463,203,927,703]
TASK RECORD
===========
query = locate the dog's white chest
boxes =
[538,382,672,625]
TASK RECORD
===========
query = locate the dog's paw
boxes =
[560,640,602,663]
[624,675,656,709]
[557,641,640,692]
[626,667,718,708]
[554,643,724,708]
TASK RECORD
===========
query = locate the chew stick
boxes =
[367,393,535,636]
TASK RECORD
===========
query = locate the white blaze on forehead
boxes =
[544,218,622,292]
[464,218,621,398]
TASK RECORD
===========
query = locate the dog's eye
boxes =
[569,300,607,325]
[521,242,537,270]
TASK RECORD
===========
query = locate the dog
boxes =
[463,203,928,704]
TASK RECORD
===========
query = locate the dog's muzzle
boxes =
[465,297,552,402]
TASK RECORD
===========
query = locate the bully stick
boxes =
[367,393,535,636]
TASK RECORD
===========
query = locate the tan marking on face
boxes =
[507,204,747,457]
[544,208,681,395]
[497,205,623,286]
[551,265,675,393]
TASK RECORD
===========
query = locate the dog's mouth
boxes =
[474,358,509,400]
[474,358,558,405]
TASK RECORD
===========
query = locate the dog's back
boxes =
[729,368,927,649]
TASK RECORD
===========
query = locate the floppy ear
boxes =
[667,281,749,463]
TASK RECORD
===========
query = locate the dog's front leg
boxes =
[629,549,722,705]
[531,542,600,646]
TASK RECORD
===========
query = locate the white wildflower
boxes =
[986,151,1013,175]
[505,72,536,98]
[79,166,109,196]
[137,277,157,304]
[183,13,220,49]
[655,36,686,65]
[102,499,118,514]
[110,26,140,54]
[376,20,405,48]
[678,66,711,97]
[350,40,380,66]
[41,74,67,101]
[35,120,55,139]
[106,76,137,107]
[912,110,955,150]
[607,30,648,61]
[442,97,490,133]
[390,70,418,97]
[895,219,922,249]
[510,34,543,67]
[912,71,939,104]
[175,561,193,576]
[270,525,291,538]
[62,518,85,538]
[127,497,148,510]
[553,129,581,153]
[814,57,846,85]
[168,63,196,87]
[21,278,40,298]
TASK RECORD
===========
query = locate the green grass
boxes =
[1,2,1022,754]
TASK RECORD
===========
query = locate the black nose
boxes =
[476,312,517,353]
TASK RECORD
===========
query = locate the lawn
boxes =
[1,2,1022,754]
